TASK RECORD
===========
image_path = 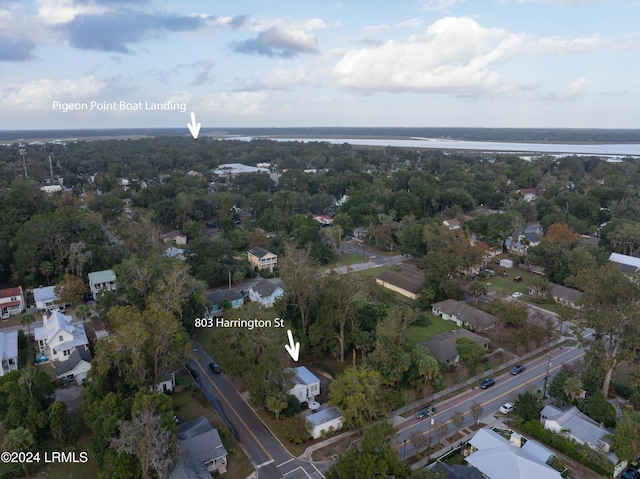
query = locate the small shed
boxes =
[307,407,343,439]
[499,259,513,269]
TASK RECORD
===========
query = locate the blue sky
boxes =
[1,0,639,130]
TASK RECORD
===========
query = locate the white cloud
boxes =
[533,34,605,54]
[246,64,325,90]
[333,17,524,94]
[202,91,270,116]
[420,0,465,11]
[36,0,109,25]
[0,75,106,111]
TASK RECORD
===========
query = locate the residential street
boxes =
[191,342,328,479]
[392,344,586,460]
[191,331,586,477]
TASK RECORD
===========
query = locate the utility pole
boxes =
[542,351,552,399]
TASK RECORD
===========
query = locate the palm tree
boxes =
[39,261,54,286]
[74,304,91,324]
[20,313,36,338]
[469,281,488,306]
[4,426,35,478]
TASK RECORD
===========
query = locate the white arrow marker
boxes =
[187,112,201,139]
[285,329,300,362]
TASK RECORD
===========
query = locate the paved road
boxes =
[191,342,327,479]
[392,344,586,459]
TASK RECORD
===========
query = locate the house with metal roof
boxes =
[287,366,320,403]
[0,331,18,376]
[88,269,117,300]
[33,285,60,311]
[307,407,343,439]
[608,252,640,274]
[34,310,89,362]
[465,428,562,479]
[540,405,611,453]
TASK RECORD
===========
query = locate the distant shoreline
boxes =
[2,127,640,145]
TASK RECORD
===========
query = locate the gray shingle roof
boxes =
[419,329,489,364]
[249,246,272,259]
[250,279,279,297]
[207,289,243,305]
[55,348,92,376]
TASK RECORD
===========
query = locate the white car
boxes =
[511,292,523,298]
[499,402,514,414]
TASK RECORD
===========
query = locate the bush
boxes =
[281,395,302,418]
[614,383,633,399]
[630,390,640,410]
[282,416,311,444]
[578,391,616,428]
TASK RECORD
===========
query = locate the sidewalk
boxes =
[410,413,508,470]
[298,429,360,462]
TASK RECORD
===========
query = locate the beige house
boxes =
[376,270,422,300]
[248,246,278,272]
[162,230,187,246]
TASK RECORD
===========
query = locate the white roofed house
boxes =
[88,269,117,300]
[33,285,61,311]
[287,366,320,404]
[0,331,18,376]
[34,311,89,362]
[540,405,612,453]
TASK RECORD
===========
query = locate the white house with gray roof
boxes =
[0,331,18,376]
[55,348,92,384]
[249,279,284,308]
[307,407,343,439]
[170,416,228,477]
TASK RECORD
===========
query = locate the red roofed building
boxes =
[519,188,537,202]
[312,214,333,226]
[0,286,26,320]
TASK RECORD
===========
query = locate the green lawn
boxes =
[351,265,393,279]
[407,315,457,348]
[326,252,367,268]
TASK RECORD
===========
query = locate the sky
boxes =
[0,0,639,130]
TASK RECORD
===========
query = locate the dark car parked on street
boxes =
[416,405,436,419]
[479,378,496,389]
[510,364,525,375]
[209,362,221,374]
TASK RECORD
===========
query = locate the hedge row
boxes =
[519,420,614,477]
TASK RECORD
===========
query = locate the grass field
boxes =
[326,252,367,268]
[407,315,457,348]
